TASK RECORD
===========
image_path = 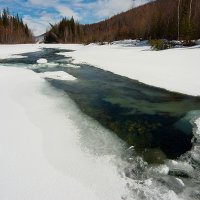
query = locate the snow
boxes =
[195,39,200,45]
[0,44,41,59]
[0,44,82,59]
[175,178,185,187]
[111,39,149,47]
[67,63,80,68]
[59,42,200,96]
[0,43,133,200]
[40,71,77,80]
[149,165,170,175]
[166,160,194,173]
[37,58,48,64]
[0,66,127,200]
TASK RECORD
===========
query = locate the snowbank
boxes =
[0,44,83,59]
[37,58,48,64]
[40,71,76,80]
[0,44,41,59]
[60,43,200,96]
[0,66,127,200]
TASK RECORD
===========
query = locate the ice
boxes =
[195,118,200,136]
[111,39,149,47]
[67,63,80,68]
[0,66,129,200]
[0,44,41,59]
[166,160,194,173]
[40,71,77,81]
[195,39,200,45]
[159,177,185,193]
[37,58,48,64]
[144,178,152,186]
[175,178,185,187]
[148,165,170,175]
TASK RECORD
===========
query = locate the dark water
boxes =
[1,48,200,163]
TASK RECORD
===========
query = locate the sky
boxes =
[0,0,151,36]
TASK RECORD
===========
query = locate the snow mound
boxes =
[149,165,170,175]
[111,39,149,47]
[175,178,185,187]
[37,58,48,64]
[0,66,127,200]
[166,160,193,173]
[40,71,76,81]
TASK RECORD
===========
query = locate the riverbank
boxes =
[0,64,129,200]
[60,42,200,96]
[1,42,199,96]
[0,44,131,200]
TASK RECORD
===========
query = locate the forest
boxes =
[44,0,200,44]
[0,9,33,44]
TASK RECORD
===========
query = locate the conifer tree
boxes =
[0,8,34,44]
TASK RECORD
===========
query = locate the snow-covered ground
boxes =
[0,44,81,59]
[0,65,130,200]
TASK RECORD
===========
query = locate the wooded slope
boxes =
[45,0,200,43]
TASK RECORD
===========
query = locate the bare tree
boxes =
[178,0,181,40]
[189,0,193,23]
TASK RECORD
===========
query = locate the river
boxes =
[1,48,200,200]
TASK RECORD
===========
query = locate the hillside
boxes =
[44,0,200,44]
[0,9,34,44]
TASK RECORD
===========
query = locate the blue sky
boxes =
[0,0,150,35]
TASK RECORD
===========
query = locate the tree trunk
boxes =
[189,0,193,23]
[178,0,181,40]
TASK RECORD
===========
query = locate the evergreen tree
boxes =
[0,8,34,44]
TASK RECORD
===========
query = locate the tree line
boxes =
[0,8,34,44]
[44,17,82,43]
[44,0,200,44]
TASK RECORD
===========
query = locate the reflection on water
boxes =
[1,48,200,163]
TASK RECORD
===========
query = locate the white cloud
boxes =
[23,12,57,35]
[94,0,134,18]
[25,0,81,35]
[29,0,59,6]
[28,0,81,19]
[55,5,81,20]
[86,0,153,19]
[23,0,152,36]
